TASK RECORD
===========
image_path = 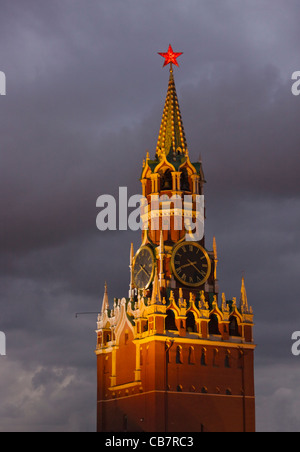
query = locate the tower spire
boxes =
[156,46,186,158]
[101,281,109,314]
[129,243,135,299]
[240,276,249,313]
[151,268,162,305]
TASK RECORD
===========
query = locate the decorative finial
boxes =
[101,281,109,314]
[240,275,249,313]
[151,268,161,305]
[158,44,183,70]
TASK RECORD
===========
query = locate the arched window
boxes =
[186,311,197,333]
[188,347,195,365]
[165,310,178,331]
[104,331,111,345]
[180,169,190,191]
[143,320,148,332]
[213,348,219,367]
[209,314,220,335]
[160,169,173,190]
[176,346,183,364]
[225,350,231,368]
[229,316,240,336]
[238,349,244,369]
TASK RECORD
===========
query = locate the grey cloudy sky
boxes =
[0,0,300,431]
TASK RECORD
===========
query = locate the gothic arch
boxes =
[229,315,240,337]
[160,168,173,190]
[176,345,183,364]
[188,346,195,364]
[209,314,220,335]
[186,311,197,333]
[180,168,191,191]
[201,347,207,366]
[165,309,178,332]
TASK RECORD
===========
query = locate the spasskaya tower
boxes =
[95,46,256,433]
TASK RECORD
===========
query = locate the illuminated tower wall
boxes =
[95,49,255,433]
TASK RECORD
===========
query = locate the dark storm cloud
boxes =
[0,0,300,431]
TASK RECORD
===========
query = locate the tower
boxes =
[95,46,255,433]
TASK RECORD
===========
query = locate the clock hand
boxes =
[188,259,205,276]
[140,264,150,277]
[135,267,144,278]
[177,261,197,271]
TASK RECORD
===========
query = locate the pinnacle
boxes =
[156,70,187,158]
[101,281,109,313]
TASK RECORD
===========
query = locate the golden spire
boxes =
[101,281,109,314]
[160,230,165,254]
[129,243,134,299]
[151,268,161,305]
[213,236,218,280]
[156,67,187,158]
[240,277,249,313]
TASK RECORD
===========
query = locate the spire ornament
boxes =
[240,276,249,313]
[158,44,183,69]
[101,281,109,314]
[156,45,187,158]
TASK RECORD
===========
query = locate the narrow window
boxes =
[225,350,231,368]
[188,347,195,365]
[186,311,197,333]
[176,346,183,364]
[165,310,178,331]
[229,316,240,336]
[209,314,220,335]
[213,348,219,367]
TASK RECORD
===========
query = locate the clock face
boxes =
[171,242,211,287]
[133,246,155,290]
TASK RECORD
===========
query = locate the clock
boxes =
[171,242,211,287]
[133,246,155,290]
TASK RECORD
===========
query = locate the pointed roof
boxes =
[151,269,161,305]
[240,277,249,313]
[156,67,187,158]
[101,281,109,314]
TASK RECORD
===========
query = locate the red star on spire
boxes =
[158,44,183,68]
